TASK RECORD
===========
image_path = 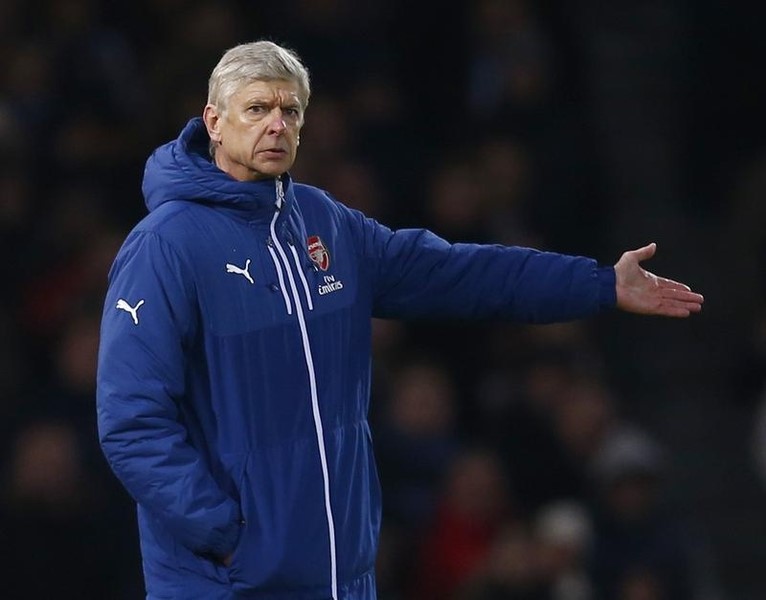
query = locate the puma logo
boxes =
[226,259,254,284]
[116,298,145,325]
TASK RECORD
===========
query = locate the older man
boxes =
[96,41,703,600]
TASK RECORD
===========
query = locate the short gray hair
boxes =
[207,41,311,113]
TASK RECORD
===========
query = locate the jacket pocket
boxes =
[225,440,333,593]
[225,452,251,576]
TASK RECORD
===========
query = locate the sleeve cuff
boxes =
[597,266,617,309]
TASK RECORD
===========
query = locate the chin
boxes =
[259,162,292,177]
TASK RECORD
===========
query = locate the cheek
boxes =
[250,125,271,145]
[229,128,261,154]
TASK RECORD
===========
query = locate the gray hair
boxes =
[207,41,311,113]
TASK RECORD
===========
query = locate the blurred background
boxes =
[1,0,765,598]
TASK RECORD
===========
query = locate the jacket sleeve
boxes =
[344,209,616,322]
[96,230,241,557]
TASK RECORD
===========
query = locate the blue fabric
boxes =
[97,118,616,599]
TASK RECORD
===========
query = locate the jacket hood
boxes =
[142,117,294,219]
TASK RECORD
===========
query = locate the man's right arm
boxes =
[97,231,241,559]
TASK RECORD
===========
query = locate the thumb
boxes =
[630,242,657,263]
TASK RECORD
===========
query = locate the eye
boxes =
[248,104,266,114]
[284,107,300,118]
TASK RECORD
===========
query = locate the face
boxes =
[203,79,304,182]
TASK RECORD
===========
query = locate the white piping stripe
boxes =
[289,244,314,311]
[272,180,338,600]
[267,243,292,315]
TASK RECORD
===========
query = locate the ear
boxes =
[203,104,222,144]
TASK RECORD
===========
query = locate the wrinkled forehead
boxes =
[225,78,306,109]
[242,79,301,100]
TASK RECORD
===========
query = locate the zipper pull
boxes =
[275,177,284,211]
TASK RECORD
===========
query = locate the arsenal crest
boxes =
[307,235,330,271]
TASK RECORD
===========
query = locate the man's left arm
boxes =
[347,211,702,321]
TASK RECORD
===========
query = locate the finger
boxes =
[659,307,692,318]
[656,301,698,317]
[660,288,705,304]
[659,298,702,313]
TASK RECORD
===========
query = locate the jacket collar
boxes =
[142,117,296,223]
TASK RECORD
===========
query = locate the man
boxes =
[96,41,703,600]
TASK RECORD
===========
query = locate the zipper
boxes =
[271,178,338,600]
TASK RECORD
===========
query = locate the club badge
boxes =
[307,235,330,271]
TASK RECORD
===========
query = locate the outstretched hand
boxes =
[614,243,704,317]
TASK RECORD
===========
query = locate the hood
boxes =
[141,117,294,220]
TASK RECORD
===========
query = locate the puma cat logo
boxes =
[116,299,145,325]
[226,259,254,284]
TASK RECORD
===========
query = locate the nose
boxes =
[267,109,287,135]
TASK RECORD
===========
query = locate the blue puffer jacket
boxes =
[96,118,616,599]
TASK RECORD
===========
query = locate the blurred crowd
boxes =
[1,0,765,599]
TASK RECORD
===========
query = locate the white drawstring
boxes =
[289,244,314,311]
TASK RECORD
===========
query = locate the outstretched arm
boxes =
[614,242,704,317]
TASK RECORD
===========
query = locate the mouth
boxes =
[260,148,287,156]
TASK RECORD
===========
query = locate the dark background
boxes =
[1,1,766,598]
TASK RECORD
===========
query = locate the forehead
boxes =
[230,79,302,104]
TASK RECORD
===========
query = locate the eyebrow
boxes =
[244,95,302,109]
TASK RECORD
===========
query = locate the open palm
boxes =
[614,243,704,317]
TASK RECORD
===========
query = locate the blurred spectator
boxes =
[479,339,610,513]
[587,427,695,600]
[425,155,493,243]
[475,135,541,247]
[293,94,355,179]
[19,220,122,345]
[459,523,550,600]
[47,314,107,459]
[368,317,408,425]
[321,158,387,218]
[261,0,391,92]
[412,448,516,599]
[375,357,460,530]
[46,0,148,121]
[0,420,136,598]
[2,41,56,162]
[146,0,246,139]
[533,501,594,600]
[551,372,616,470]
[617,569,666,600]
[467,0,554,136]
